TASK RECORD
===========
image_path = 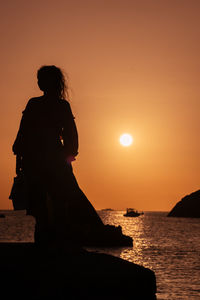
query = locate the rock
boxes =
[0,243,157,299]
[168,190,200,218]
[82,224,133,247]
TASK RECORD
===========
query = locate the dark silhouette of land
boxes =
[0,243,157,299]
[168,190,200,218]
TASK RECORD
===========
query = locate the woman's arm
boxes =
[12,99,33,155]
[61,101,79,161]
[13,115,26,156]
[16,155,23,175]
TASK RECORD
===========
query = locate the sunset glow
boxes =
[1,1,200,211]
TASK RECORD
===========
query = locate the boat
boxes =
[0,214,5,218]
[124,208,143,217]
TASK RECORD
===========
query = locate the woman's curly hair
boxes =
[37,65,69,99]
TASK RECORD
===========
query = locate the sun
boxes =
[119,133,133,147]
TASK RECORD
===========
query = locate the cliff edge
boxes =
[168,190,200,218]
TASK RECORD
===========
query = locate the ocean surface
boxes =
[0,209,200,299]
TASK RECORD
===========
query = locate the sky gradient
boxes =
[1,0,200,211]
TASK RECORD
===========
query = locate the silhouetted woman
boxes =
[12,65,103,247]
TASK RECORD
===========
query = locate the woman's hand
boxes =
[66,155,76,164]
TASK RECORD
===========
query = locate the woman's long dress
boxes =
[12,96,104,243]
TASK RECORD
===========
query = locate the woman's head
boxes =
[37,65,68,99]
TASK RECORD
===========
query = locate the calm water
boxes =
[0,210,200,299]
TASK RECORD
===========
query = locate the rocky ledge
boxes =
[168,190,200,218]
[0,243,157,299]
[82,224,133,247]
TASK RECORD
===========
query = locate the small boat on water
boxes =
[124,208,143,217]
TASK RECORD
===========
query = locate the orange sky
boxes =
[1,0,200,211]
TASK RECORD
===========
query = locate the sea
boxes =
[0,209,199,300]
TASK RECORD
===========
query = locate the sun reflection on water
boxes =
[98,210,200,300]
[98,210,150,266]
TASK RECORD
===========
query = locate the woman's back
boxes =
[23,96,65,155]
[13,95,78,171]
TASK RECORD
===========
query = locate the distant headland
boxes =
[168,190,200,218]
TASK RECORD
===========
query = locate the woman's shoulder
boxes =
[59,98,70,107]
[27,96,44,105]
[23,97,43,114]
[59,99,75,118]
[59,99,72,111]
